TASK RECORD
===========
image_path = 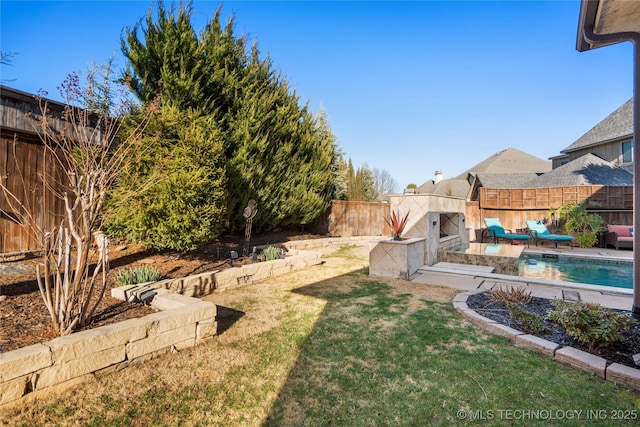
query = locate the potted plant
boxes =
[550,202,604,248]
[384,209,409,240]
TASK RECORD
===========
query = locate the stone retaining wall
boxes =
[0,237,371,408]
[0,291,217,407]
[144,248,325,297]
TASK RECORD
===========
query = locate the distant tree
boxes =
[361,163,378,202]
[342,159,378,202]
[332,151,348,200]
[346,158,357,200]
[372,168,399,197]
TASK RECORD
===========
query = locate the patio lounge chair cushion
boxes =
[525,220,574,246]
[483,218,530,242]
[605,225,633,249]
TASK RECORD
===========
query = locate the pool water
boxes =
[519,255,632,289]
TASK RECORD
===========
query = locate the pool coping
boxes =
[418,264,633,296]
[454,290,640,391]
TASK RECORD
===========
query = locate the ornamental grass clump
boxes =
[116,265,163,286]
[487,285,532,305]
[263,246,283,261]
[547,299,636,352]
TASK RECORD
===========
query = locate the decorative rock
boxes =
[0,295,7,302]
[633,353,640,367]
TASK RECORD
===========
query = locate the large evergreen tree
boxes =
[119,2,336,237]
[106,104,227,250]
[121,1,205,110]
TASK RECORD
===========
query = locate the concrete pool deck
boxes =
[413,245,634,311]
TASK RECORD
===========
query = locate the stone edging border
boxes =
[453,289,640,391]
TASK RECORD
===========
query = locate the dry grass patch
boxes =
[3,243,638,426]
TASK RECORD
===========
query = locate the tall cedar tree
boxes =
[106,104,227,250]
[120,2,335,235]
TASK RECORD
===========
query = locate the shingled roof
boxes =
[525,153,633,187]
[475,173,542,189]
[454,147,551,179]
[561,98,633,153]
[416,148,551,199]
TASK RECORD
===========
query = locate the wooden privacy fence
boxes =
[0,135,67,254]
[479,186,633,210]
[323,200,390,237]
[470,186,634,237]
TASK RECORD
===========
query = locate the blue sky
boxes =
[1,1,634,188]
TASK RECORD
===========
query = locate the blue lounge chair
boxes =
[525,220,574,248]
[483,218,530,246]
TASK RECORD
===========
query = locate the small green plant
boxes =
[116,269,136,286]
[507,303,547,334]
[263,246,282,261]
[488,285,532,305]
[384,209,409,240]
[547,299,636,352]
[116,265,163,286]
[548,202,604,248]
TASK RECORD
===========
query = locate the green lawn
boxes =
[2,245,638,426]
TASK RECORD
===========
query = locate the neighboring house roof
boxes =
[561,98,633,153]
[524,153,633,187]
[416,180,435,194]
[454,147,551,179]
[431,179,472,198]
[416,178,470,198]
[417,148,551,199]
[475,173,542,189]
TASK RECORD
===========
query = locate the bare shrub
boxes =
[0,60,151,335]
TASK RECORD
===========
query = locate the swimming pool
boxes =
[519,254,632,289]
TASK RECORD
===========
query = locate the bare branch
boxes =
[3,63,150,335]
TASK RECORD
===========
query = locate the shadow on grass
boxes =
[261,270,639,427]
[215,305,245,335]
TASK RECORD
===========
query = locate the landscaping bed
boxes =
[466,292,640,369]
[0,231,324,353]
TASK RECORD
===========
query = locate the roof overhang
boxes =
[577,0,640,52]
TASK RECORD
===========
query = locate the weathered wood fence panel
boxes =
[480,186,633,210]
[0,134,67,254]
[325,200,390,237]
[1,87,73,254]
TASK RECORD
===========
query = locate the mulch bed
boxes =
[0,231,323,353]
[466,292,640,369]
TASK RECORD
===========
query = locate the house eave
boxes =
[577,0,640,52]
